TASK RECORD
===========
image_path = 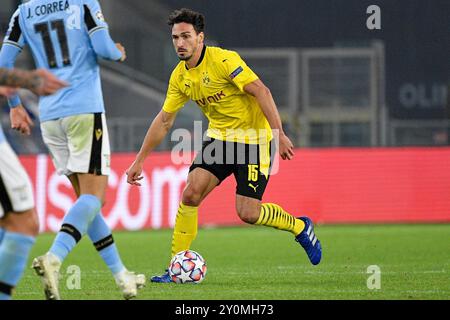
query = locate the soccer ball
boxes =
[169,250,207,284]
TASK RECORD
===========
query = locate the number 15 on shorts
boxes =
[248,165,259,182]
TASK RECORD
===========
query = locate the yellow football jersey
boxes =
[162,46,273,144]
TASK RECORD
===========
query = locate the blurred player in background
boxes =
[127,8,322,283]
[0,67,65,97]
[0,67,66,300]
[0,0,145,299]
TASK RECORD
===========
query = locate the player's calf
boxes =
[1,208,39,237]
[0,231,35,300]
[235,195,261,224]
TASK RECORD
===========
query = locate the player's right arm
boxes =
[0,68,67,96]
[126,69,188,186]
[0,86,16,97]
[83,0,125,61]
[0,67,67,135]
[126,110,177,186]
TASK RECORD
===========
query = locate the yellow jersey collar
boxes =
[185,45,207,70]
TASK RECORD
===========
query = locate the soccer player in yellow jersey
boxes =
[126,8,322,282]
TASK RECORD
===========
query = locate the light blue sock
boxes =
[0,227,5,298]
[50,194,101,262]
[0,227,5,245]
[0,231,35,300]
[88,213,125,275]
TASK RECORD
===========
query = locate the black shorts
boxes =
[189,138,275,200]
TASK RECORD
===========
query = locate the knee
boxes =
[27,213,40,237]
[78,194,102,212]
[236,207,260,224]
[182,187,203,207]
[22,209,39,237]
[5,209,39,237]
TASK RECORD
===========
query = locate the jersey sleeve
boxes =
[218,50,259,92]
[83,0,109,35]
[3,9,26,50]
[89,29,122,61]
[83,0,122,61]
[162,71,189,113]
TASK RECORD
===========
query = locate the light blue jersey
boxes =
[0,0,122,122]
[0,127,5,144]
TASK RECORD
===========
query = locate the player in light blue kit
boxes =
[0,68,65,300]
[0,0,145,300]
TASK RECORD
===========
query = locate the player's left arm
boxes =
[0,45,33,135]
[244,79,295,160]
[84,0,125,61]
[0,7,33,135]
[0,9,66,135]
[0,7,26,109]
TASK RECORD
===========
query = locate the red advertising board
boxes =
[20,147,450,232]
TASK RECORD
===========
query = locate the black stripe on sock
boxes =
[0,282,13,296]
[274,206,280,221]
[60,224,82,243]
[260,206,266,224]
[268,205,275,225]
[93,235,114,251]
[0,174,13,214]
[262,205,270,224]
[272,204,279,221]
[88,113,103,175]
[261,205,269,225]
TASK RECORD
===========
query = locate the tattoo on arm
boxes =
[0,68,42,91]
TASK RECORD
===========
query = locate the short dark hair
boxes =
[167,8,205,34]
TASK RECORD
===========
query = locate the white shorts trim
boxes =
[0,142,35,218]
[41,113,111,176]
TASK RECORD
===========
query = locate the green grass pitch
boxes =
[14,224,449,300]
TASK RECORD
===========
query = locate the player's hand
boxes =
[0,86,17,97]
[31,69,68,96]
[10,104,34,136]
[116,43,127,62]
[126,159,144,186]
[279,133,295,160]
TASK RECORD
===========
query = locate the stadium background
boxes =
[1,0,449,232]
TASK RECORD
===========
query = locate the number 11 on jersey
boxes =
[34,19,71,68]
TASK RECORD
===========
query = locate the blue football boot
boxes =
[150,269,173,283]
[295,217,322,265]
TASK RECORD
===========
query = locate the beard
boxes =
[178,54,192,61]
[177,44,197,61]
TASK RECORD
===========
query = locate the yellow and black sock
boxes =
[171,203,198,257]
[255,203,305,236]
